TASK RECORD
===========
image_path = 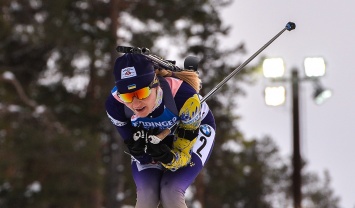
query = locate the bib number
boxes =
[192,124,215,165]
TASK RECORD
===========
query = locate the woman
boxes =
[105,53,216,208]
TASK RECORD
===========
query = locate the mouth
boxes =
[134,106,146,112]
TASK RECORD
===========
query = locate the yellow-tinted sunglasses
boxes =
[117,77,159,103]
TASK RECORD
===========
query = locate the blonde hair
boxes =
[155,69,201,92]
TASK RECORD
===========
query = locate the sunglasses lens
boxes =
[118,87,152,103]
[119,92,135,103]
[135,87,151,100]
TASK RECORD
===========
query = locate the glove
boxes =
[146,143,174,164]
[124,124,147,157]
[146,127,163,144]
[145,127,174,164]
[176,126,199,141]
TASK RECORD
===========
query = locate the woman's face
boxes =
[124,87,157,118]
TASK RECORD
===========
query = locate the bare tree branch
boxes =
[1,71,68,134]
[1,71,37,108]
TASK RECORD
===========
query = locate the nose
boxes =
[131,96,141,104]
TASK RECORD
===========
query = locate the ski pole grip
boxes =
[156,128,171,140]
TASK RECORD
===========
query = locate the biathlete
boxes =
[105,53,216,208]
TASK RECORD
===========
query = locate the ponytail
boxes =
[156,69,201,92]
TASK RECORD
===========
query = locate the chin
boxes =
[135,109,150,118]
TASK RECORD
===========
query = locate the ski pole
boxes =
[201,21,296,103]
[155,22,296,141]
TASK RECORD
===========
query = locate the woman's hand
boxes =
[124,124,147,157]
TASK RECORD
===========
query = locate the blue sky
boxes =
[221,0,355,207]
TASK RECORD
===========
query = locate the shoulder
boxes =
[173,82,199,111]
[105,89,129,127]
[163,77,183,97]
